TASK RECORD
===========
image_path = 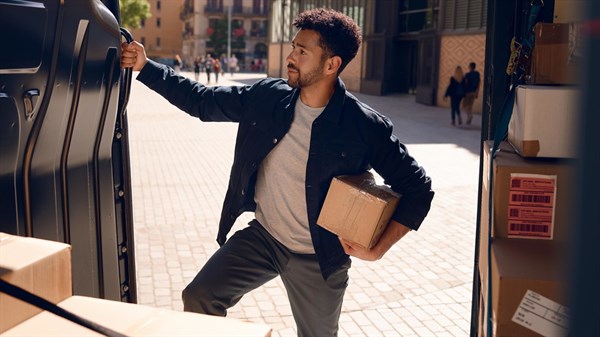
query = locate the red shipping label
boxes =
[508,174,557,239]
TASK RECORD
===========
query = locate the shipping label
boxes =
[512,290,569,337]
[508,174,557,239]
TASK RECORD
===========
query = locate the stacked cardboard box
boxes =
[479,12,581,337]
[508,85,578,159]
[510,22,581,160]
[528,23,579,85]
[0,233,72,332]
[478,142,574,337]
[509,23,581,160]
[0,232,272,336]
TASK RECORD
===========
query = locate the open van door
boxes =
[0,0,136,303]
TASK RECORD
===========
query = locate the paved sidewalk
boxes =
[127,70,482,336]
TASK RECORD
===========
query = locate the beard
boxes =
[287,61,325,88]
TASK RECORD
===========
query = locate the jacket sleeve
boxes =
[367,115,434,231]
[136,59,257,122]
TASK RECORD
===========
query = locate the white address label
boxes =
[512,290,569,337]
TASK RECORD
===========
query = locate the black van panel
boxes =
[0,0,136,302]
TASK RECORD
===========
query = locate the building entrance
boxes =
[391,39,418,95]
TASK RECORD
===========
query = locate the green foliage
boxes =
[120,0,151,29]
[208,19,246,57]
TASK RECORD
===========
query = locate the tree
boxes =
[208,18,245,58]
[120,0,151,30]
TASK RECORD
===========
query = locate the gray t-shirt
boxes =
[254,98,324,254]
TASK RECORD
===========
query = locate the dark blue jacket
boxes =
[137,60,434,279]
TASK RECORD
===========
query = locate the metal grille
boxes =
[444,0,487,30]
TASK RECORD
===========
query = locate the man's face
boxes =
[285,29,329,88]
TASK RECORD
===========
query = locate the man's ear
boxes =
[326,55,342,75]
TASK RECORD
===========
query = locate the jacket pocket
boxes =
[320,143,368,176]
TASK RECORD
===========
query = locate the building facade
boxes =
[181,0,270,71]
[129,0,185,66]
[267,0,487,112]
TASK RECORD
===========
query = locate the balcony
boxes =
[232,6,269,17]
[180,1,194,20]
[182,27,194,39]
[204,5,268,18]
[205,5,225,14]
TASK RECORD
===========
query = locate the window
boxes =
[233,0,242,12]
[140,18,145,28]
[157,1,161,10]
[251,20,267,37]
[156,17,161,27]
[253,0,267,14]
[270,0,367,44]
[141,37,146,45]
[443,0,487,30]
[156,37,160,47]
[207,0,222,7]
[398,0,439,34]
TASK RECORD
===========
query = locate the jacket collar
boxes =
[320,77,347,124]
[285,77,347,124]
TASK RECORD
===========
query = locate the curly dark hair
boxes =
[292,8,362,74]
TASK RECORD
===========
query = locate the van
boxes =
[0,0,136,302]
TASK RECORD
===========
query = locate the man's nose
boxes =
[285,49,297,64]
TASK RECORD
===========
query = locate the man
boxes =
[204,54,214,83]
[228,54,238,76]
[462,62,481,125]
[121,8,434,337]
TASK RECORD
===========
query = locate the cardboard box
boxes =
[2,295,272,336]
[0,233,72,333]
[478,290,489,337]
[509,85,579,158]
[529,23,579,85]
[317,172,400,249]
[553,0,584,23]
[482,141,575,243]
[490,239,568,337]
[478,180,491,298]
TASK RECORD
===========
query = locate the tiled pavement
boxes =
[127,70,482,336]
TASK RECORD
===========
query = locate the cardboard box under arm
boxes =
[317,172,401,249]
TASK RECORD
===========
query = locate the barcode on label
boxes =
[511,194,551,203]
[510,223,549,233]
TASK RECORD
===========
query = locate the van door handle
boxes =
[23,89,40,121]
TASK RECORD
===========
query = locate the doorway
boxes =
[391,39,418,94]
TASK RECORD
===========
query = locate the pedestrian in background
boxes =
[462,62,480,125]
[444,65,466,126]
[204,54,214,83]
[228,55,238,76]
[193,57,201,81]
[213,58,221,83]
[220,55,227,76]
[121,8,433,337]
[173,54,182,74]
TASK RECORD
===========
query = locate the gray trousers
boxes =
[182,220,351,337]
